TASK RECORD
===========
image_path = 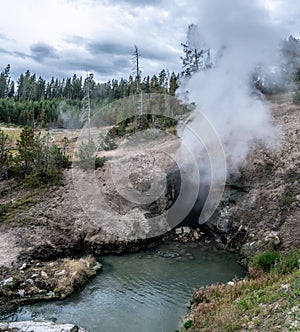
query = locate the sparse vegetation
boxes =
[180,251,300,332]
[98,114,179,152]
[0,256,102,307]
[0,191,38,222]
[57,256,100,297]
[293,90,300,104]
[250,251,280,272]
[76,139,105,170]
[280,186,297,207]
[0,126,71,186]
[183,319,194,329]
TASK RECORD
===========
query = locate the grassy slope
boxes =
[183,268,299,332]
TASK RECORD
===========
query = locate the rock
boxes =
[19,263,27,270]
[46,291,55,298]
[0,320,89,332]
[193,231,199,240]
[2,277,13,286]
[280,283,291,293]
[91,262,102,272]
[31,274,39,278]
[227,281,235,286]
[80,258,90,268]
[182,226,191,234]
[17,289,25,297]
[26,278,34,285]
[264,231,280,246]
[55,269,66,276]
[175,227,182,234]
[41,271,48,279]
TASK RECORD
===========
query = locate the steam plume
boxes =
[178,0,287,173]
[175,0,295,225]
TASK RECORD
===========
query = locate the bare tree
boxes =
[82,73,93,141]
[132,45,142,93]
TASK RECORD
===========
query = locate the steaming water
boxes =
[9,243,244,332]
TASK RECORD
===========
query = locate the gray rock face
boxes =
[0,320,88,332]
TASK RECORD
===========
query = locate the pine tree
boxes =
[181,24,212,77]
[0,64,11,98]
[0,129,11,179]
[169,72,178,96]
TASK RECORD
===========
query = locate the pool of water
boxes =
[9,243,245,332]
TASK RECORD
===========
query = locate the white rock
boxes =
[91,262,102,272]
[175,228,182,234]
[193,231,199,240]
[3,277,13,286]
[19,263,27,270]
[80,258,90,268]
[47,291,55,297]
[280,283,291,292]
[31,274,39,278]
[41,271,48,279]
[17,289,25,297]
[264,231,280,245]
[182,226,191,234]
[26,278,34,285]
[0,320,89,332]
[55,269,66,276]
[227,281,235,286]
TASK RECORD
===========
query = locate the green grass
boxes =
[180,251,300,332]
[0,191,38,222]
[250,251,280,272]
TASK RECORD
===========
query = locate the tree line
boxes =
[1,30,300,128]
[0,65,179,128]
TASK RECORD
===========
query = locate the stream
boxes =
[9,242,245,332]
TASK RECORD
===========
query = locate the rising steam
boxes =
[173,0,297,225]
[178,0,289,174]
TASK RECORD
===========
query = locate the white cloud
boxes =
[0,0,299,82]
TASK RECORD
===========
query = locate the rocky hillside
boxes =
[208,103,300,258]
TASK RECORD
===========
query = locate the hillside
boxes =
[0,99,299,331]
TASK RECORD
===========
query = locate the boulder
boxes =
[0,320,89,332]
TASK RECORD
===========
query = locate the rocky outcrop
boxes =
[204,104,300,258]
[0,256,102,310]
[0,320,88,332]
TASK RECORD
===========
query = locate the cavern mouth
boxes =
[165,165,213,228]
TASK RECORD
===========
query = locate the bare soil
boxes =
[221,102,300,256]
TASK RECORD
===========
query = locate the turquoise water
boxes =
[11,243,245,332]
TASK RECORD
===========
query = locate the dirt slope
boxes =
[218,103,300,256]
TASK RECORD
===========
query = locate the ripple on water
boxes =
[9,243,245,332]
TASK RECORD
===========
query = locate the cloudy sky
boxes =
[0,0,299,82]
